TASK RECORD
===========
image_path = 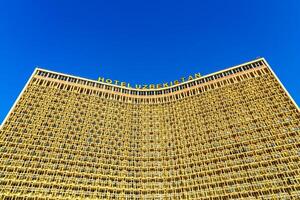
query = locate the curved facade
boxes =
[0,58,300,199]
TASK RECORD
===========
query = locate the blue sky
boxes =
[0,0,299,124]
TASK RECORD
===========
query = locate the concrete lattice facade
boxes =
[0,58,299,199]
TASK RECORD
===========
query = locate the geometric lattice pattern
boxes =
[0,58,299,199]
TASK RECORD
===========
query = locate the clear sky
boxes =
[0,0,299,124]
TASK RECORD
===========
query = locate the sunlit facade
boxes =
[0,58,299,199]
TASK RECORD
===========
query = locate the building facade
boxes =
[0,58,299,199]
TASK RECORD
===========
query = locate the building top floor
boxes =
[34,58,267,97]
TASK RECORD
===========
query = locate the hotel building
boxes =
[0,58,299,199]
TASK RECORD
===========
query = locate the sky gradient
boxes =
[0,0,299,124]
